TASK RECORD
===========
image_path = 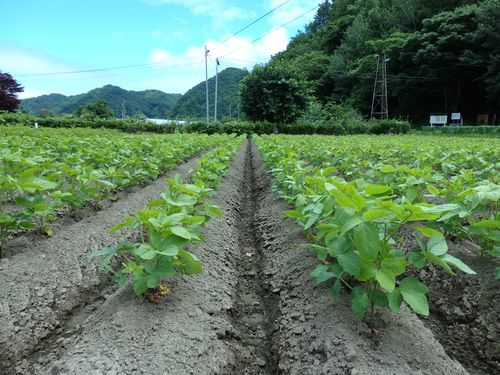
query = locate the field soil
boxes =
[419,244,499,375]
[0,155,201,374]
[1,139,484,374]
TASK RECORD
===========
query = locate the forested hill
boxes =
[169,67,248,119]
[271,0,499,122]
[22,85,182,118]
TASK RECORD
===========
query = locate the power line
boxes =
[52,61,204,82]
[15,57,200,77]
[213,0,291,52]
[220,5,319,59]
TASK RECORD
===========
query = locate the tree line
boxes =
[239,0,499,124]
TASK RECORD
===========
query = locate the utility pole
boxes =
[370,53,389,120]
[237,102,240,121]
[229,103,232,120]
[214,58,220,122]
[121,101,126,119]
[205,45,210,124]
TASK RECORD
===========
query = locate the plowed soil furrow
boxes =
[222,140,279,374]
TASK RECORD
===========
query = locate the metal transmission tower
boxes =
[121,101,126,119]
[214,58,220,122]
[370,54,389,120]
[205,45,210,124]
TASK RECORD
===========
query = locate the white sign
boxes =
[429,115,447,125]
[451,113,461,120]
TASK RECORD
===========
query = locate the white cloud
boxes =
[0,43,78,75]
[269,0,319,29]
[18,89,47,100]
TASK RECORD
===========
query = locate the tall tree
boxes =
[400,2,497,113]
[0,72,24,112]
[75,99,114,119]
[239,61,311,124]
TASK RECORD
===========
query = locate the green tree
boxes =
[400,2,496,113]
[37,107,53,118]
[239,61,311,124]
[75,99,114,119]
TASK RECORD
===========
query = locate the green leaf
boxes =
[310,265,336,285]
[353,222,380,262]
[365,184,391,195]
[380,257,406,276]
[285,210,303,219]
[181,259,203,275]
[340,215,363,235]
[470,219,500,229]
[415,226,444,238]
[489,246,500,257]
[495,267,500,280]
[426,184,440,196]
[338,251,360,276]
[439,254,476,275]
[376,270,395,292]
[136,243,157,260]
[133,277,149,295]
[149,229,162,249]
[369,289,389,308]
[156,257,177,277]
[146,274,160,288]
[351,286,369,319]
[408,251,428,268]
[380,165,395,173]
[399,277,429,316]
[363,209,392,222]
[427,235,448,256]
[144,261,155,274]
[109,215,137,233]
[204,203,222,217]
[332,190,359,211]
[171,226,199,240]
[387,288,403,313]
[331,279,341,300]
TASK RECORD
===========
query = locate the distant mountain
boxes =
[170,67,248,120]
[22,85,182,118]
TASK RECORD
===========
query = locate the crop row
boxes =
[93,136,244,297]
[0,125,233,255]
[254,134,499,331]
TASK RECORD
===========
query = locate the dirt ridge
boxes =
[0,155,201,374]
[34,142,249,374]
[250,139,469,375]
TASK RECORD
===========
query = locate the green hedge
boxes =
[0,112,411,135]
[186,119,411,135]
[421,126,500,135]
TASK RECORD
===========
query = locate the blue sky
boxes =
[0,0,320,98]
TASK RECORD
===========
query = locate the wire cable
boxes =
[214,0,291,50]
[220,5,319,59]
[15,57,200,77]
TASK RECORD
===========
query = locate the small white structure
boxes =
[146,118,186,125]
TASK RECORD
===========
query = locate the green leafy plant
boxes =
[92,177,219,295]
[91,137,243,299]
[255,134,492,332]
[0,125,232,254]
